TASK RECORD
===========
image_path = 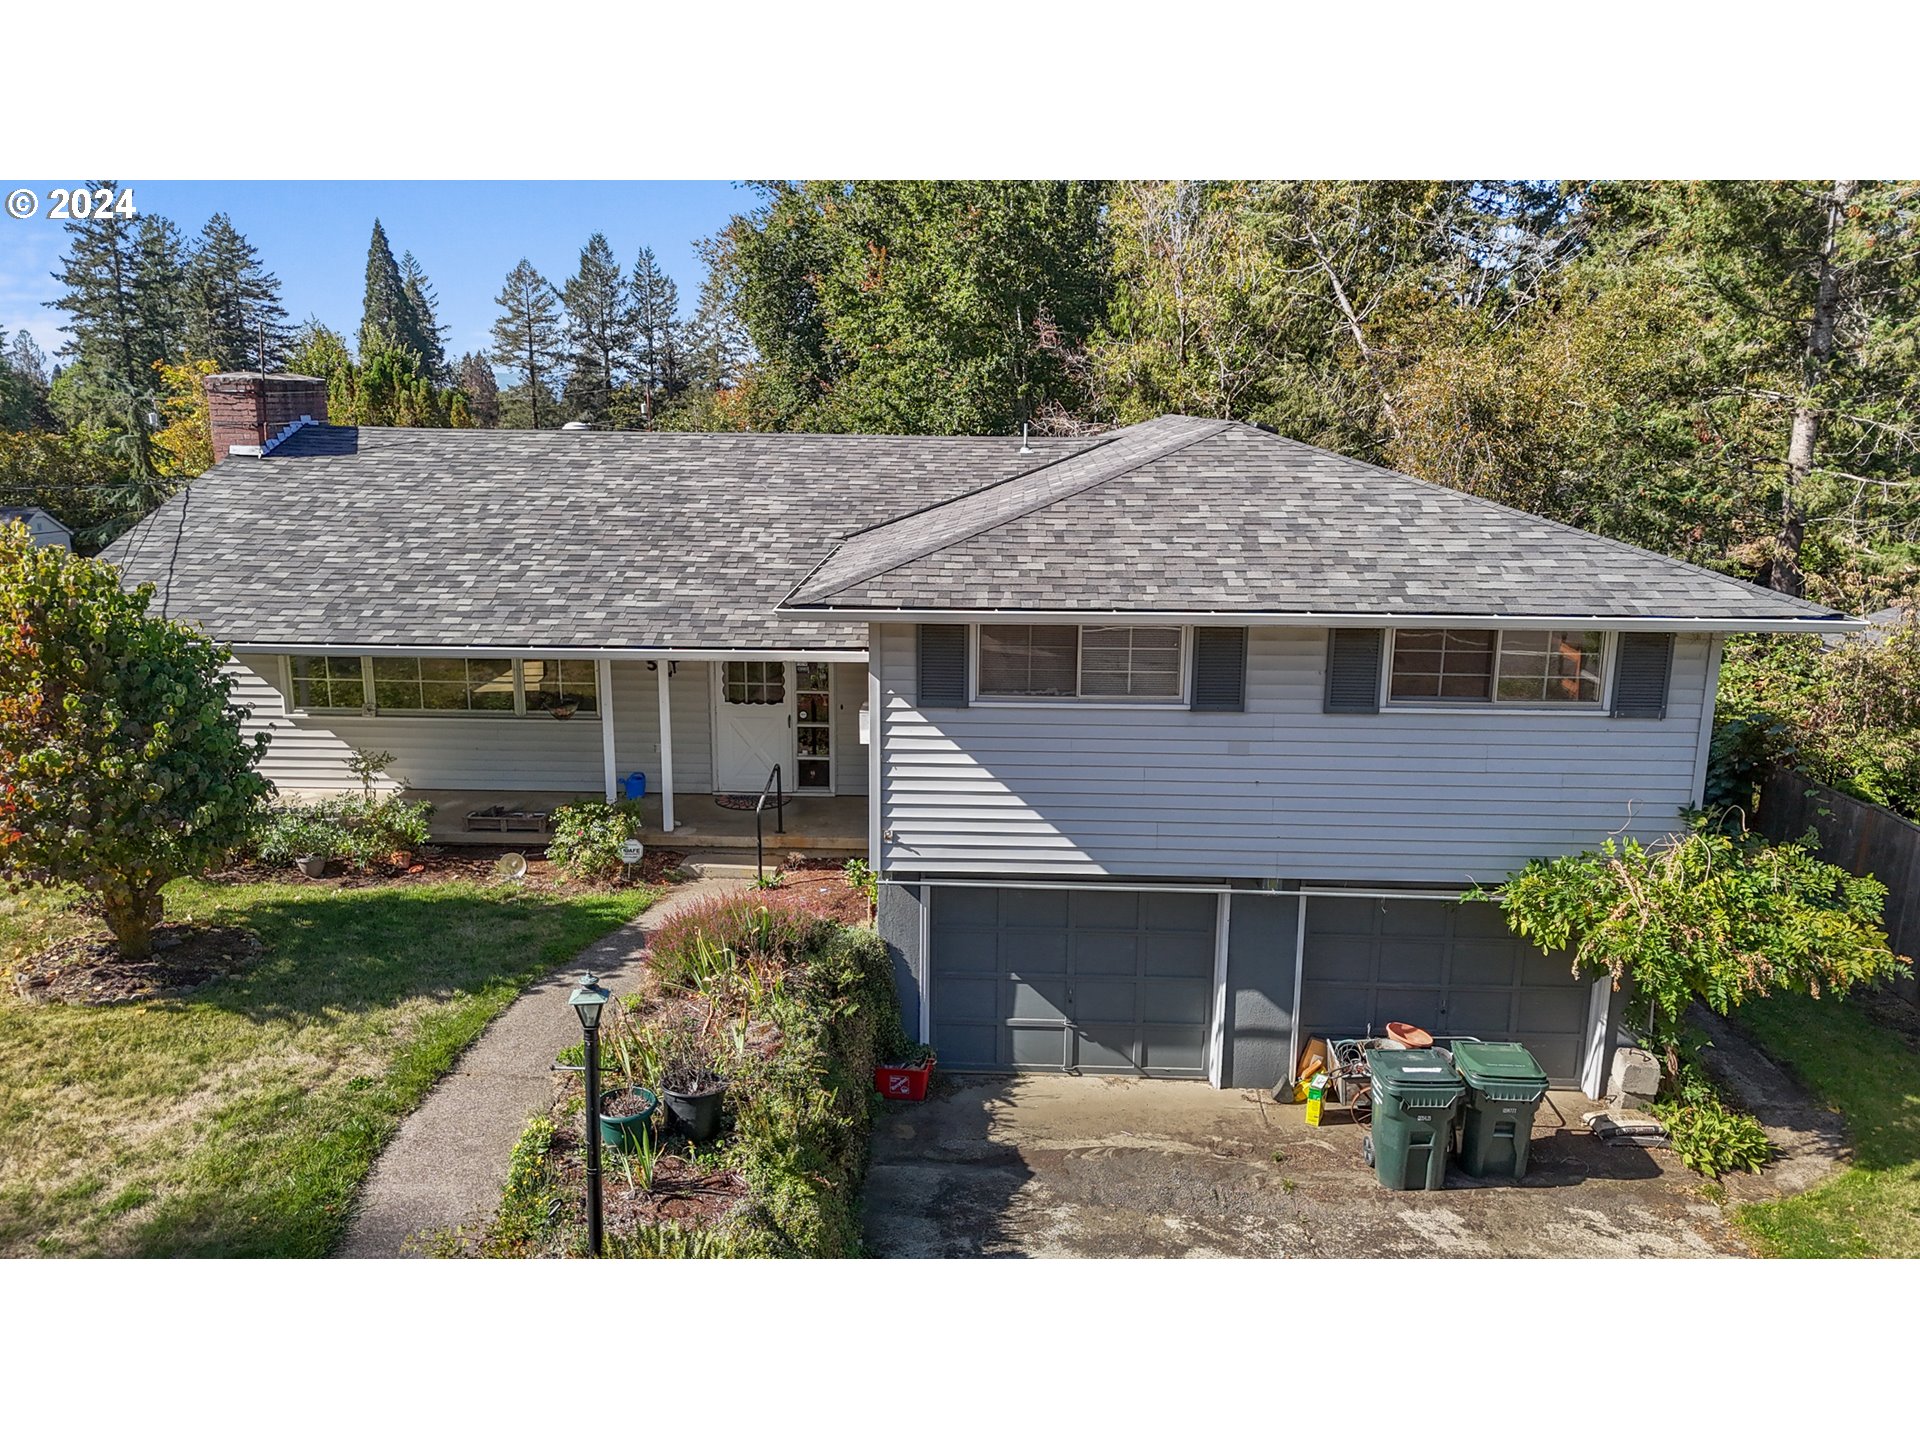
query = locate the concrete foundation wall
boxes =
[1223,892,1300,1090]
[878,881,926,1044]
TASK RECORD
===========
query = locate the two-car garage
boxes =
[903,883,1606,1093]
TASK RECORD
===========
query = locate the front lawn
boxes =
[0,877,654,1257]
[1735,990,1920,1258]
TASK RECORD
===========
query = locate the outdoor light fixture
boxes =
[568,971,611,1256]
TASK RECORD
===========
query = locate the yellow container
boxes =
[1304,1073,1328,1126]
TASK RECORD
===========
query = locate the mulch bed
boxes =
[542,1092,750,1231]
[205,845,690,894]
[9,923,263,1006]
[768,862,875,928]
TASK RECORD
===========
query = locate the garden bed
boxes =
[467,886,901,1258]
[207,845,689,893]
[8,923,263,1006]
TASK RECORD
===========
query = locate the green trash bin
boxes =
[1451,1041,1549,1180]
[1366,1049,1465,1191]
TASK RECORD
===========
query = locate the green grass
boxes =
[1734,990,1920,1258]
[0,877,654,1257]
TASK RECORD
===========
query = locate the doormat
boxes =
[714,793,789,811]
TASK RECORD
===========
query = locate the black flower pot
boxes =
[661,1083,728,1141]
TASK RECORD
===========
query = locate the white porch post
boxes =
[597,657,616,802]
[656,660,676,832]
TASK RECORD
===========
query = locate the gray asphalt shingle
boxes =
[786,422,1846,623]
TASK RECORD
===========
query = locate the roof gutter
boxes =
[777,606,1861,635]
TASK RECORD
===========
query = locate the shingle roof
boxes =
[100,426,1097,651]
[784,421,1847,624]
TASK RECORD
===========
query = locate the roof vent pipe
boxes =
[1018,422,1032,455]
[561,420,593,431]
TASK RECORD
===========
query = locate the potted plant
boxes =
[283,815,338,878]
[595,1003,660,1154]
[545,693,581,720]
[653,1012,729,1141]
[875,1042,936,1101]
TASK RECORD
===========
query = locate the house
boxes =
[102,373,1856,1098]
[1,505,72,550]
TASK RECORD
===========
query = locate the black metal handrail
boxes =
[754,763,784,879]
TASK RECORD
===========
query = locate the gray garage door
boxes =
[930,887,1217,1077]
[1298,896,1590,1081]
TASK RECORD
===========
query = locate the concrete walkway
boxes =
[338,878,746,1257]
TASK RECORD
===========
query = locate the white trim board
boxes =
[786,607,1857,635]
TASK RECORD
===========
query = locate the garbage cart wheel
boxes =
[1362,1135,1375,1168]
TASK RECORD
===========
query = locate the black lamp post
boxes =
[568,971,610,1257]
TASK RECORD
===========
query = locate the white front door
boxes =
[713,661,792,793]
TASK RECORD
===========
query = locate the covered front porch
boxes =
[406,788,867,856]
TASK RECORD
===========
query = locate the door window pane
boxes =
[722,661,785,705]
[1389,629,1495,702]
[1496,631,1604,704]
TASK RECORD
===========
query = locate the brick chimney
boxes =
[204,372,329,463]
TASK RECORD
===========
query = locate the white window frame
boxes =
[969,623,1192,708]
[1381,628,1614,713]
[277,654,594,720]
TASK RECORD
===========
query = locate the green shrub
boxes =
[252,795,434,868]
[258,810,350,864]
[842,857,877,905]
[545,800,643,882]
[1654,1066,1772,1179]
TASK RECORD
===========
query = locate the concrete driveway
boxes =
[863,1074,1751,1258]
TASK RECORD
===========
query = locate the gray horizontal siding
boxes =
[231,656,713,795]
[874,623,1713,884]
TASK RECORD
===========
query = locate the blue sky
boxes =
[0,180,751,368]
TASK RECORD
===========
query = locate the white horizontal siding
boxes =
[230,656,716,795]
[875,623,1714,885]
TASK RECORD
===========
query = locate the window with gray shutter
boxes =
[1611,632,1674,719]
[1324,629,1383,714]
[1190,627,1247,712]
[918,624,969,708]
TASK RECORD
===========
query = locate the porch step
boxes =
[679,852,771,880]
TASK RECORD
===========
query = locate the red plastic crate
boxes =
[873,1061,933,1101]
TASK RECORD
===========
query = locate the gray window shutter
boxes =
[1324,629,1383,714]
[1611,632,1674,719]
[918,624,968,708]
[1191,627,1248,712]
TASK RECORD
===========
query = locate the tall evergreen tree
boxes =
[47,181,174,473]
[358,219,413,359]
[132,215,190,371]
[560,233,633,422]
[398,250,449,380]
[183,213,291,370]
[490,260,564,429]
[629,245,683,424]
[455,351,501,428]
[1,329,53,430]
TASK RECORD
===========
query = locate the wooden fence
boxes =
[1758,766,1920,1004]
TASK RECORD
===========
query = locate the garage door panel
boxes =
[1141,978,1212,1026]
[935,975,1001,1023]
[1381,904,1446,938]
[1142,931,1214,978]
[1070,889,1138,928]
[931,886,1219,1077]
[1451,903,1516,940]
[1449,943,1520,986]
[1304,936,1373,978]
[1071,933,1139,975]
[1378,941,1446,983]
[1075,980,1138,1025]
[1010,1024,1070,1068]
[1009,976,1069,1022]
[1074,1026,1137,1071]
[1139,1026,1207,1075]
[1307,897,1377,934]
[936,931,1002,974]
[1517,988,1588,1033]
[1373,988,1446,1034]
[1300,984,1375,1034]
[1002,888,1071,928]
[1521,1034,1581,1080]
[1444,989,1517,1037]
[1520,949,1581,987]
[1145,892,1216,932]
